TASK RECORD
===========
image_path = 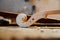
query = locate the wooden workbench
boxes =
[0,26,60,40]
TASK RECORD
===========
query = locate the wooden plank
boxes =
[0,11,18,14]
[0,27,60,40]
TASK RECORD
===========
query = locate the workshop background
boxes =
[0,0,60,40]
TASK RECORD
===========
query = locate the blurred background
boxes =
[0,0,60,26]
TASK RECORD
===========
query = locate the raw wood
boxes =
[0,27,60,40]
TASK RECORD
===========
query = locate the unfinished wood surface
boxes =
[0,27,60,40]
[0,10,19,14]
[45,10,60,20]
